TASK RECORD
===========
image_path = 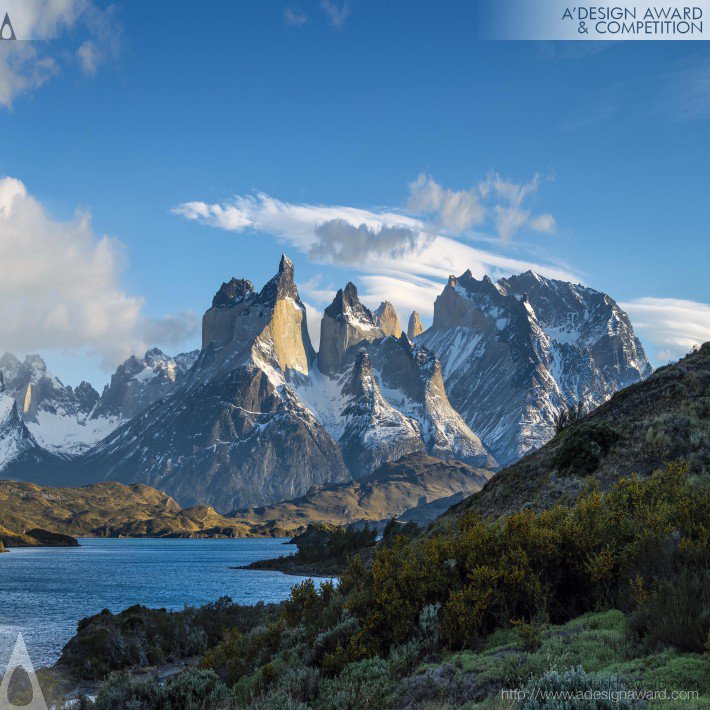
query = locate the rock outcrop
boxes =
[318,282,383,376]
[296,287,497,478]
[93,348,198,421]
[407,311,424,339]
[0,348,197,458]
[338,348,423,476]
[373,301,402,337]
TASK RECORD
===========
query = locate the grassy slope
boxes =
[438,342,709,525]
[422,610,710,708]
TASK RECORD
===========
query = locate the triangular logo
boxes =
[0,13,16,41]
[0,634,48,710]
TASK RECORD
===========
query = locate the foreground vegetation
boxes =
[33,345,709,708]
[47,462,708,708]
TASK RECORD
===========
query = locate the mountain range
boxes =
[0,255,651,512]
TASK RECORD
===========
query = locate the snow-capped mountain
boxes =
[0,348,198,460]
[93,348,198,420]
[295,283,496,478]
[13,259,493,511]
[0,257,649,512]
[0,353,111,456]
[0,378,57,476]
[417,269,652,464]
[59,256,352,511]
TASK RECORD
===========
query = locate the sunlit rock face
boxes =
[407,311,424,339]
[65,256,349,512]
[317,282,384,377]
[373,301,402,338]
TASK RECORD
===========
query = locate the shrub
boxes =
[317,658,395,710]
[511,615,547,652]
[395,662,481,709]
[631,565,710,653]
[62,598,278,680]
[93,672,163,710]
[553,422,623,475]
[342,462,708,656]
[519,666,643,709]
[162,668,233,709]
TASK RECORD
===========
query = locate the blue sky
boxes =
[0,0,708,388]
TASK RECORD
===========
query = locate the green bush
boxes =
[93,672,163,710]
[317,658,395,710]
[519,666,643,709]
[162,668,233,709]
[553,421,623,475]
[62,598,278,680]
[631,565,710,652]
[93,668,233,710]
[342,463,708,655]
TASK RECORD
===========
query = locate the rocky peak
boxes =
[407,311,424,339]
[253,254,299,307]
[0,371,4,393]
[434,269,523,331]
[93,349,197,421]
[324,282,374,323]
[319,282,383,376]
[345,348,375,399]
[212,278,255,308]
[419,269,652,464]
[373,301,402,337]
[0,353,20,380]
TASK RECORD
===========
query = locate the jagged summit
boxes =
[324,282,374,322]
[373,301,402,337]
[407,311,424,339]
[345,348,375,399]
[212,278,254,308]
[319,282,382,376]
[419,267,652,463]
[2,259,649,513]
[253,253,300,307]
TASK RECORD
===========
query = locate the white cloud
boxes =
[284,7,308,27]
[77,39,100,76]
[407,174,485,234]
[405,172,556,242]
[174,188,580,323]
[357,273,442,321]
[320,0,349,28]
[0,0,119,107]
[621,297,710,363]
[480,172,542,206]
[300,276,336,306]
[530,213,556,234]
[0,177,196,368]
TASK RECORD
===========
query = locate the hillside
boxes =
[0,480,262,543]
[0,453,488,544]
[231,452,493,530]
[439,341,709,523]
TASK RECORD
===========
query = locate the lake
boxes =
[0,538,331,668]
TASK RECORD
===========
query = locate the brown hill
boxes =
[231,452,493,531]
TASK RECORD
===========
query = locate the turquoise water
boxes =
[0,538,329,668]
